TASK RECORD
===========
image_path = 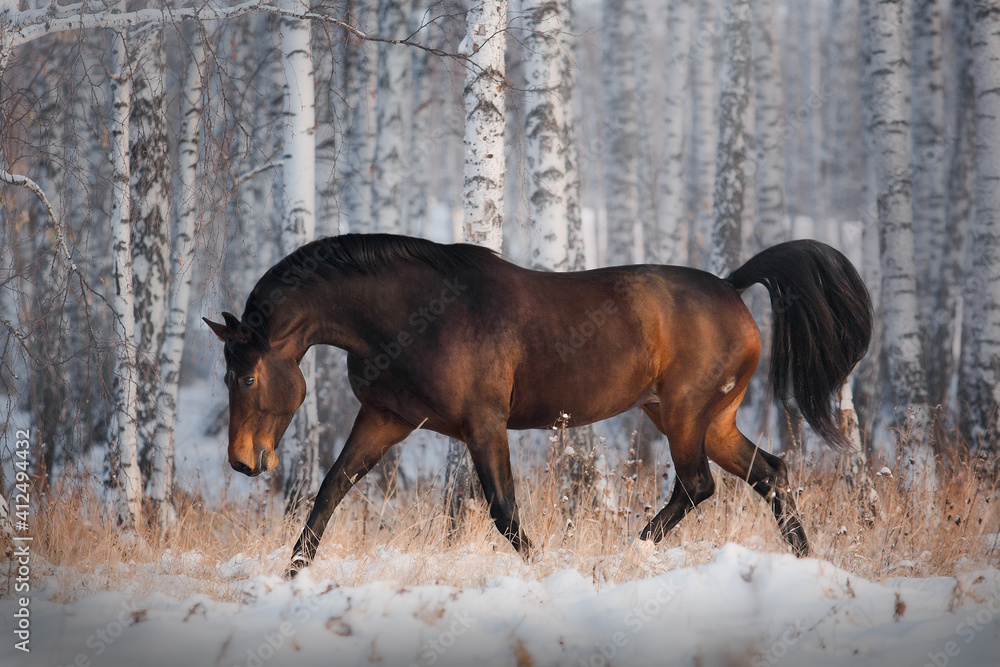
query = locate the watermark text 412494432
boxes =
[11,428,33,653]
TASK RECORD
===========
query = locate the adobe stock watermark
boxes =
[555,298,619,362]
[408,610,475,667]
[55,599,145,667]
[348,277,468,391]
[235,594,324,667]
[922,593,1000,667]
[579,579,679,667]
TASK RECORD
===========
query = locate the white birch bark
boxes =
[866,0,937,494]
[797,0,825,232]
[600,0,639,266]
[633,0,654,265]
[108,11,142,528]
[280,0,320,506]
[856,0,885,441]
[371,0,413,233]
[461,0,507,252]
[406,0,435,236]
[937,0,974,410]
[688,0,717,268]
[749,0,785,248]
[341,2,379,233]
[708,0,751,277]
[911,0,947,388]
[562,1,584,271]
[524,0,569,271]
[656,0,694,266]
[130,28,171,473]
[825,0,865,220]
[152,31,205,530]
[962,1,1000,453]
[837,379,877,517]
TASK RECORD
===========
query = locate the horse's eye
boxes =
[242,376,255,389]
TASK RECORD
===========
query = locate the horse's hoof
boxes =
[285,552,309,580]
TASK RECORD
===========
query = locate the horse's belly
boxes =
[506,375,658,430]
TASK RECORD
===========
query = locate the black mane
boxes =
[266,233,496,282]
[236,234,498,350]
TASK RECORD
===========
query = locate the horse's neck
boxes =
[267,274,377,357]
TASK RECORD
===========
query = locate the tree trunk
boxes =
[406,0,436,236]
[130,27,171,483]
[449,0,508,525]
[938,0,975,413]
[960,1,1000,455]
[524,0,569,271]
[151,29,205,530]
[341,1,379,233]
[866,0,937,495]
[656,0,694,266]
[279,0,320,510]
[855,0,885,448]
[600,0,639,266]
[461,0,507,250]
[911,0,948,400]
[563,0,585,272]
[372,0,413,233]
[709,0,751,277]
[825,0,865,221]
[107,13,142,528]
[688,0,717,268]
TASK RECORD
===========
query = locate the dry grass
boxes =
[6,433,1000,604]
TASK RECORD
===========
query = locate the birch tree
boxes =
[745,0,785,437]
[460,0,507,250]
[130,27,171,477]
[960,1,1000,454]
[107,11,142,528]
[600,0,638,266]
[279,0,320,508]
[448,0,508,522]
[856,0,884,440]
[708,0,751,277]
[524,0,569,271]
[938,0,975,410]
[688,0,717,267]
[341,3,379,233]
[910,0,947,395]
[151,29,206,529]
[371,0,413,232]
[406,0,436,236]
[655,0,694,266]
[865,0,937,494]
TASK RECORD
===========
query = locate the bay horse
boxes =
[204,233,871,578]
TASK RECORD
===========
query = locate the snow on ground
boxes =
[3,543,999,667]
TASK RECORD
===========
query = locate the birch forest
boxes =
[0,0,998,543]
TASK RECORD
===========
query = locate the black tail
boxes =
[726,240,873,450]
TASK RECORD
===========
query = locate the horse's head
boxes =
[203,312,306,476]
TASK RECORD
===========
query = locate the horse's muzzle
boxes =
[231,445,278,477]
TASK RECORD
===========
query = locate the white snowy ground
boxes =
[2,543,1000,667]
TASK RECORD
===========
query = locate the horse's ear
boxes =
[222,311,241,330]
[203,317,230,342]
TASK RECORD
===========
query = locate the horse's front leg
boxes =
[285,405,414,579]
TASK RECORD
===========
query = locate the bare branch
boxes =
[6,1,468,60]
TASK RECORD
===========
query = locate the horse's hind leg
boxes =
[464,423,534,559]
[287,405,414,578]
[706,405,809,557]
[638,404,716,543]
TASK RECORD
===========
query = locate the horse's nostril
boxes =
[232,460,254,476]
